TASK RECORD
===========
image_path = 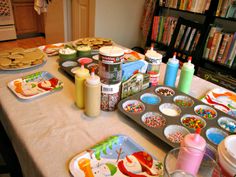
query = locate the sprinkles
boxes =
[142,112,166,128]
[218,117,236,133]
[167,132,185,143]
[175,99,193,107]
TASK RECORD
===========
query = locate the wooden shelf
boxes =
[159,6,206,16]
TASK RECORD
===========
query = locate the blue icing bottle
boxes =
[164,53,179,87]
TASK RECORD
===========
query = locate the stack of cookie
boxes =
[73,37,113,50]
[0,47,45,69]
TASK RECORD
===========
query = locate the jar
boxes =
[98,46,124,85]
[217,135,236,177]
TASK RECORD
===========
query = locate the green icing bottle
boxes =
[177,57,194,94]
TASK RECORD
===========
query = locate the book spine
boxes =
[221,33,234,64]
[212,33,223,61]
[216,33,230,63]
[208,32,221,61]
[216,0,223,16]
[189,31,201,52]
[227,41,236,67]
[174,25,186,48]
[205,0,211,11]
[180,26,191,50]
[185,28,196,51]
[220,0,230,17]
[151,16,157,41]
[158,16,165,42]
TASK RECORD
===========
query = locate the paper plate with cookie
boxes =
[8,71,63,100]
[0,47,46,70]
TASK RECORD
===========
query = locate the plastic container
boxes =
[177,57,194,94]
[164,53,179,87]
[145,47,162,86]
[84,68,101,117]
[75,64,90,109]
[176,128,206,176]
[217,135,236,177]
[76,45,91,57]
[99,46,124,85]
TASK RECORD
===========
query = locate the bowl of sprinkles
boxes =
[181,114,206,130]
[206,127,228,145]
[164,125,190,144]
[155,87,175,96]
[194,105,217,119]
[141,112,166,128]
[159,103,181,117]
[174,95,194,107]
[218,117,236,133]
[122,100,145,113]
[140,93,161,105]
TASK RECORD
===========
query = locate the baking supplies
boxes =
[75,64,90,109]
[101,82,121,111]
[206,127,228,145]
[84,68,101,117]
[177,57,194,94]
[217,135,236,177]
[118,85,234,149]
[145,47,162,86]
[99,46,124,85]
[176,128,206,176]
[164,53,179,87]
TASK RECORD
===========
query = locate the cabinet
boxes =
[146,0,236,90]
[12,0,44,37]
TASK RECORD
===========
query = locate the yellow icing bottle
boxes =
[75,64,90,109]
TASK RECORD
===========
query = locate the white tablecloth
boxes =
[0,56,226,177]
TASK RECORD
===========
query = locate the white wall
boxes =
[95,0,145,48]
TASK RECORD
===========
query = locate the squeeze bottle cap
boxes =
[168,52,179,64]
[86,68,100,85]
[182,127,206,152]
[183,56,194,70]
[75,64,90,77]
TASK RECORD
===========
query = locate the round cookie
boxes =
[0,57,12,68]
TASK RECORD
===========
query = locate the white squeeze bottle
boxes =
[84,68,101,117]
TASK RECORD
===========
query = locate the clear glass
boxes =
[164,146,222,177]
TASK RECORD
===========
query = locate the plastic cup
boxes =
[164,146,222,177]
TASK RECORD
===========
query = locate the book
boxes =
[216,33,230,63]
[220,0,231,17]
[208,32,223,61]
[216,0,223,16]
[225,36,236,67]
[180,26,191,50]
[158,16,165,42]
[203,26,222,59]
[174,24,186,48]
[189,31,201,52]
[185,28,196,51]
[151,16,158,41]
[221,33,234,64]
[168,17,178,45]
[226,4,236,18]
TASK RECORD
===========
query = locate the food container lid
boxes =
[222,135,236,166]
[145,50,162,60]
[99,46,124,57]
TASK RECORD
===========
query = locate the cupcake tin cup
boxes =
[118,85,235,149]
[59,55,98,78]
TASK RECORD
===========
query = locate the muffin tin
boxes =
[59,56,99,78]
[118,85,235,149]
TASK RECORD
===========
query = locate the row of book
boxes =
[203,26,236,68]
[216,0,236,19]
[173,24,201,53]
[151,16,177,46]
[159,0,211,14]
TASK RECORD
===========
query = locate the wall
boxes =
[95,0,145,48]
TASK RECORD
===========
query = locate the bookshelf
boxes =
[146,0,236,91]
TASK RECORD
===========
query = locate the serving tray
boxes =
[8,71,63,100]
[118,86,236,150]
[69,135,163,177]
